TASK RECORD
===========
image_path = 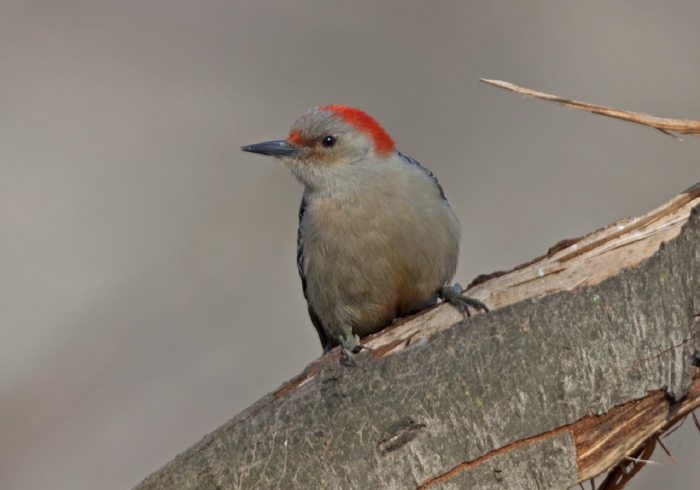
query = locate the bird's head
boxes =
[242,106,396,193]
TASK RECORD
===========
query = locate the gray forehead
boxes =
[290,108,352,138]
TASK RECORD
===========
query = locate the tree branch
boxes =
[480,79,700,138]
[135,182,700,489]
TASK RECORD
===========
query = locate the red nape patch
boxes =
[320,105,395,155]
[287,129,305,146]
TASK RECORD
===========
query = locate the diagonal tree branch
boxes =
[135,182,700,490]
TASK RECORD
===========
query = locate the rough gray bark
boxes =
[135,191,700,490]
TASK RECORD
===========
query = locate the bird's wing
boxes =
[297,194,334,350]
[396,151,448,201]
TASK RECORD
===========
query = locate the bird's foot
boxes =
[438,284,489,316]
[339,329,368,367]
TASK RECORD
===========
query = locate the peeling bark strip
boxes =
[135,185,700,490]
[574,374,700,481]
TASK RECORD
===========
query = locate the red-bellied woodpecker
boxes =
[242,106,488,361]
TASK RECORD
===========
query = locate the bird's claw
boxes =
[338,330,368,367]
[438,284,489,316]
[340,348,357,367]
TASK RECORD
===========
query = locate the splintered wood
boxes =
[573,376,700,481]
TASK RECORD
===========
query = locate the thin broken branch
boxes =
[480,79,700,138]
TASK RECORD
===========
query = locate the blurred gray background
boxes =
[1,1,698,489]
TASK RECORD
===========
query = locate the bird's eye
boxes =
[321,135,337,148]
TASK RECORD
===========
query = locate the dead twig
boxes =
[597,440,657,490]
[480,79,700,138]
[655,436,680,469]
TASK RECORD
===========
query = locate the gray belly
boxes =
[302,210,458,338]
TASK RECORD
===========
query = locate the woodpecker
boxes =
[242,106,488,359]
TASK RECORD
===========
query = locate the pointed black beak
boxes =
[241,140,302,158]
